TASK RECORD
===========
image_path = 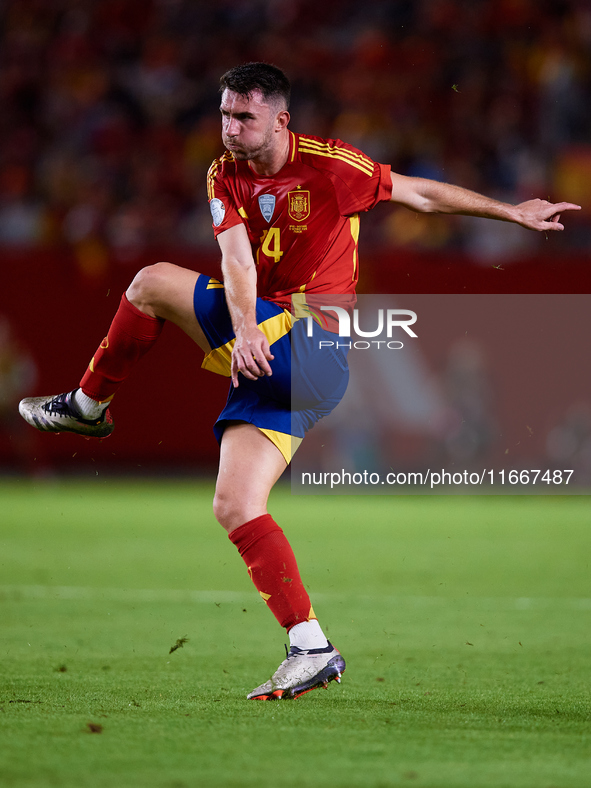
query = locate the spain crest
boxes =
[288,188,310,222]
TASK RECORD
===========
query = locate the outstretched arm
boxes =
[389,172,581,231]
[216,223,274,388]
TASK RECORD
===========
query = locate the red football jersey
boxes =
[207,131,392,306]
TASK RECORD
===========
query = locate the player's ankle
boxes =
[289,619,329,650]
[73,388,109,419]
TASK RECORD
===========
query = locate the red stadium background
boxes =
[2,244,589,475]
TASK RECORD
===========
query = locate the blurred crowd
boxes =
[1,0,590,261]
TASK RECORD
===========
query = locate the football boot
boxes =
[247,642,345,700]
[18,390,113,438]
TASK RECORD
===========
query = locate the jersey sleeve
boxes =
[312,139,392,216]
[206,157,244,238]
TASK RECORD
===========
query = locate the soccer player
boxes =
[19,63,581,700]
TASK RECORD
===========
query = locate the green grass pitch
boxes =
[1,479,590,788]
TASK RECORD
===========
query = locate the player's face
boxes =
[220,89,282,161]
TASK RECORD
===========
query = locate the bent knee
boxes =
[213,490,254,534]
[126,262,176,311]
[212,490,239,533]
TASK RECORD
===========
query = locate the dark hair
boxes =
[220,62,291,109]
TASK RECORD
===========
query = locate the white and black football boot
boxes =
[18,390,114,438]
[247,642,345,700]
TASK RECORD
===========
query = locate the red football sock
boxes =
[79,293,164,402]
[229,514,316,631]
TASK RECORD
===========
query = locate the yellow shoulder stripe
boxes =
[298,136,373,166]
[298,145,374,176]
[206,153,234,200]
[206,161,218,200]
[298,138,375,176]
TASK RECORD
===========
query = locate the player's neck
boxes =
[249,131,290,177]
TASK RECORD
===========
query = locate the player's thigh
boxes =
[127,262,209,351]
[214,422,288,533]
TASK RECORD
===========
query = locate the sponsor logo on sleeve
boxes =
[210,198,225,227]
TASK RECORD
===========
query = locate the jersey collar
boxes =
[244,131,297,179]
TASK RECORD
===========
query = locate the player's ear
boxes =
[275,110,290,132]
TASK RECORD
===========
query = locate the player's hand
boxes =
[231,326,274,388]
[514,199,581,232]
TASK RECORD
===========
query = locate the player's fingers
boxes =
[232,332,274,381]
[250,337,274,376]
[544,215,564,231]
[231,353,251,387]
[551,202,581,212]
[232,350,258,386]
[242,349,266,377]
[231,356,239,388]
[254,350,274,376]
[239,357,261,380]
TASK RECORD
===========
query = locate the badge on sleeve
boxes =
[210,198,225,227]
[258,194,276,223]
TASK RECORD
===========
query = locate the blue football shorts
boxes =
[193,275,349,463]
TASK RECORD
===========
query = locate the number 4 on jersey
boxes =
[258,227,283,264]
